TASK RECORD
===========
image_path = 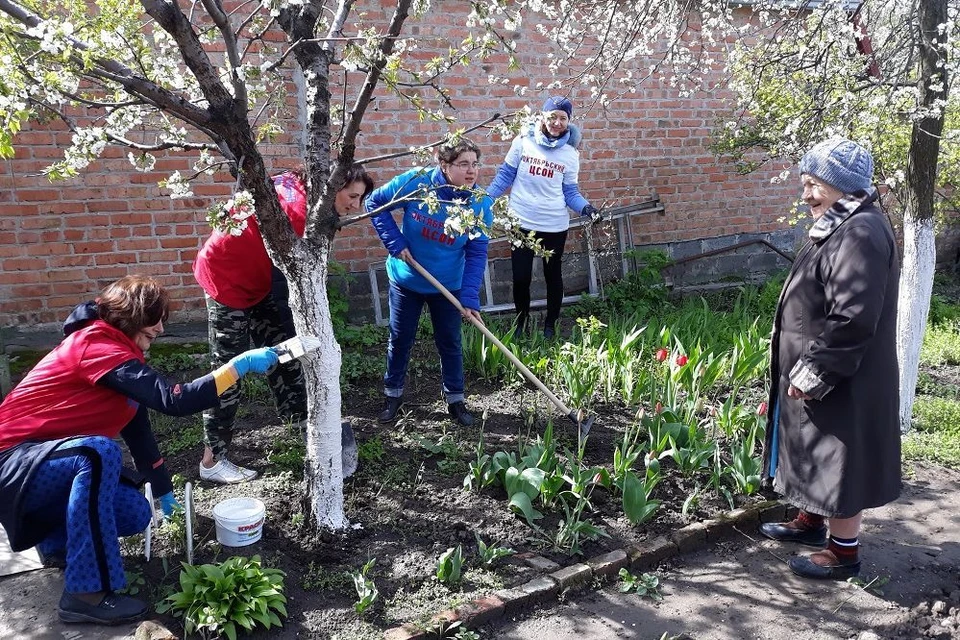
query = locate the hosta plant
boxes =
[158,555,286,640]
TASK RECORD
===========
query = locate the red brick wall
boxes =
[0,5,797,329]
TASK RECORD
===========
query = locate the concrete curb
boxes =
[383,500,796,639]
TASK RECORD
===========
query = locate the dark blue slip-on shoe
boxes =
[58,591,148,625]
[759,521,828,547]
[789,551,861,580]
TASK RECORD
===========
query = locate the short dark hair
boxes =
[342,163,374,199]
[437,137,481,164]
[97,275,170,338]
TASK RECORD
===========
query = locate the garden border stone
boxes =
[383,498,791,637]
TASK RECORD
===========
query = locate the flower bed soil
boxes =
[144,340,773,639]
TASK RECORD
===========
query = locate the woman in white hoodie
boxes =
[487,96,599,338]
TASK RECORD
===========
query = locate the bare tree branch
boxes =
[354,112,506,167]
[198,0,249,106]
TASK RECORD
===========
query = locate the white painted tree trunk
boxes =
[286,243,347,529]
[896,214,936,434]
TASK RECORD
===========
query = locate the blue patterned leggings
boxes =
[21,436,151,594]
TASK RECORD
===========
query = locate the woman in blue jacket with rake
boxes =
[368,138,493,428]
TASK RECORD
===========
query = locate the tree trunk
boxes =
[897,216,936,432]
[896,0,946,433]
[287,239,347,528]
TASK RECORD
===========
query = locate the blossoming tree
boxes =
[711,0,958,431]
[0,0,526,529]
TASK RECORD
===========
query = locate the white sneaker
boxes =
[199,459,258,484]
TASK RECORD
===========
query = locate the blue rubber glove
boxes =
[158,491,181,517]
[229,347,279,377]
[581,204,602,223]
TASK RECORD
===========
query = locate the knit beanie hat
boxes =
[799,137,874,194]
[542,96,573,117]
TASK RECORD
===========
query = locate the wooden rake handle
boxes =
[405,256,574,417]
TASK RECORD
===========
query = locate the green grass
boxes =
[902,430,960,468]
[913,396,960,435]
[915,371,960,400]
[904,395,960,468]
[921,321,960,366]
[267,424,306,477]
[7,348,46,377]
[150,411,204,456]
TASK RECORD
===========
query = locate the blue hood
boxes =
[524,120,582,150]
[63,300,99,336]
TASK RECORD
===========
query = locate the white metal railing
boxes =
[367,197,664,325]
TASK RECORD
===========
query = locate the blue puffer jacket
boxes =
[367,167,494,310]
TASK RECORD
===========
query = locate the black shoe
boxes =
[543,325,556,339]
[759,521,828,547]
[447,401,474,427]
[58,591,148,625]
[789,550,861,580]
[378,396,404,423]
[37,548,66,570]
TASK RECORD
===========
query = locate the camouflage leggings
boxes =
[202,293,307,459]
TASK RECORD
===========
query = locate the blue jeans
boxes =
[384,281,465,404]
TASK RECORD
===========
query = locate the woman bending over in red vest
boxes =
[0,275,275,625]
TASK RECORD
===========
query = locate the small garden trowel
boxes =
[273,335,322,363]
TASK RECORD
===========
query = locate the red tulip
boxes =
[757,401,768,416]
[655,402,663,414]
[676,354,689,366]
[655,348,669,362]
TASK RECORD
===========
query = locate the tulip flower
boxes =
[655,348,669,362]
[655,401,663,414]
[676,354,689,366]
[757,401,768,416]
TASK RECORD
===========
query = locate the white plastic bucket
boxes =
[212,497,265,547]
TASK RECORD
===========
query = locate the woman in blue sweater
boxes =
[487,97,599,338]
[368,138,493,427]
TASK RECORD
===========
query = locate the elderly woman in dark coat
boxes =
[759,137,901,580]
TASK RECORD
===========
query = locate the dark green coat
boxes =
[762,197,901,518]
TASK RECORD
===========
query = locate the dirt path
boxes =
[1,464,957,639]
[484,463,960,640]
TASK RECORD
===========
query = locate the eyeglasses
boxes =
[450,161,482,170]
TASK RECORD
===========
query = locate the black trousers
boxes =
[511,229,568,331]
